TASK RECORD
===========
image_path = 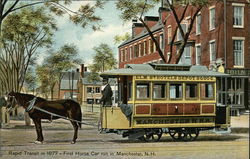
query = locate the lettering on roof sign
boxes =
[135,76,216,81]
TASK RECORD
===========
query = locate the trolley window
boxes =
[201,83,214,99]
[153,83,166,99]
[136,83,150,99]
[186,83,198,99]
[170,83,182,99]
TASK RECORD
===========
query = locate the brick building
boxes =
[118,0,250,115]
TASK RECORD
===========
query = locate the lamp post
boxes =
[71,70,75,99]
[91,89,94,112]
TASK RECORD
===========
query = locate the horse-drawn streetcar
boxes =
[100,63,230,142]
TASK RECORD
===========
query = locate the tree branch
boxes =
[175,6,202,63]
[140,0,148,19]
[2,0,20,20]
[139,17,166,63]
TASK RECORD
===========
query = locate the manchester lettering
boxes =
[136,117,214,125]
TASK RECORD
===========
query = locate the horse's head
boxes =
[5,91,18,112]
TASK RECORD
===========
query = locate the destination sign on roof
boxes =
[135,75,216,81]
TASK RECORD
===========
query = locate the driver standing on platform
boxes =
[100,78,113,107]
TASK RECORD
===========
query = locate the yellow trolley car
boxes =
[100,64,230,141]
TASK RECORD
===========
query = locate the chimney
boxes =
[132,22,144,38]
[144,16,159,28]
[81,64,84,78]
[158,7,170,24]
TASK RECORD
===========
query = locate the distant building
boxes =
[118,0,250,116]
[78,72,102,105]
[58,72,80,100]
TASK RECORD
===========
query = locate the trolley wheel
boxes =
[169,128,181,141]
[169,128,199,142]
[138,129,162,142]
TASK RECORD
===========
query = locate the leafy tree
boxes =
[0,6,56,94]
[24,68,37,94]
[0,0,104,95]
[114,32,131,44]
[36,65,53,99]
[116,0,212,64]
[0,0,104,33]
[36,44,82,99]
[86,72,101,83]
[90,43,117,73]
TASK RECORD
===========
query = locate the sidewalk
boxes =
[230,114,249,133]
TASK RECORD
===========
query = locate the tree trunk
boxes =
[139,17,166,63]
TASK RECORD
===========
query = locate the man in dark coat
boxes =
[100,78,113,107]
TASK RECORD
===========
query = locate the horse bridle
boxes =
[5,95,19,113]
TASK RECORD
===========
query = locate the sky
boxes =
[38,1,160,66]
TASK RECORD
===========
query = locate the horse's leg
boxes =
[70,121,78,144]
[33,118,43,144]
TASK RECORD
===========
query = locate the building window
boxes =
[87,87,93,93]
[177,24,186,41]
[153,83,166,99]
[196,14,201,35]
[87,98,94,104]
[166,52,170,63]
[141,42,144,56]
[95,99,100,104]
[148,39,150,54]
[195,44,201,65]
[143,41,147,55]
[167,26,172,44]
[95,87,100,93]
[129,46,133,59]
[153,36,157,52]
[150,39,154,53]
[228,78,244,106]
[233,4,244,28]
[179,46,191,65]
[122,50,125,62]
[209,7,215,30]
[217,77,228,105]
[138,43,141,57]
[121,50,124,62]
[170,83,182,99]
[209,40,216,63]
[233,39,244,66]
[125,48,127,61]
[134,44,139,58]
[160,34,164,50]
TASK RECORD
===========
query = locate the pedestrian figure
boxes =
[100,78,113,107]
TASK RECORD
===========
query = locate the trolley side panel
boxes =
[101,107,131,129]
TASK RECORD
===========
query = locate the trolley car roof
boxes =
[101,64,230,78]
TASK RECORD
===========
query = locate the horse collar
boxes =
[26,97,37,112]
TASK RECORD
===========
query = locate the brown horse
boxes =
[5,91,82,144]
